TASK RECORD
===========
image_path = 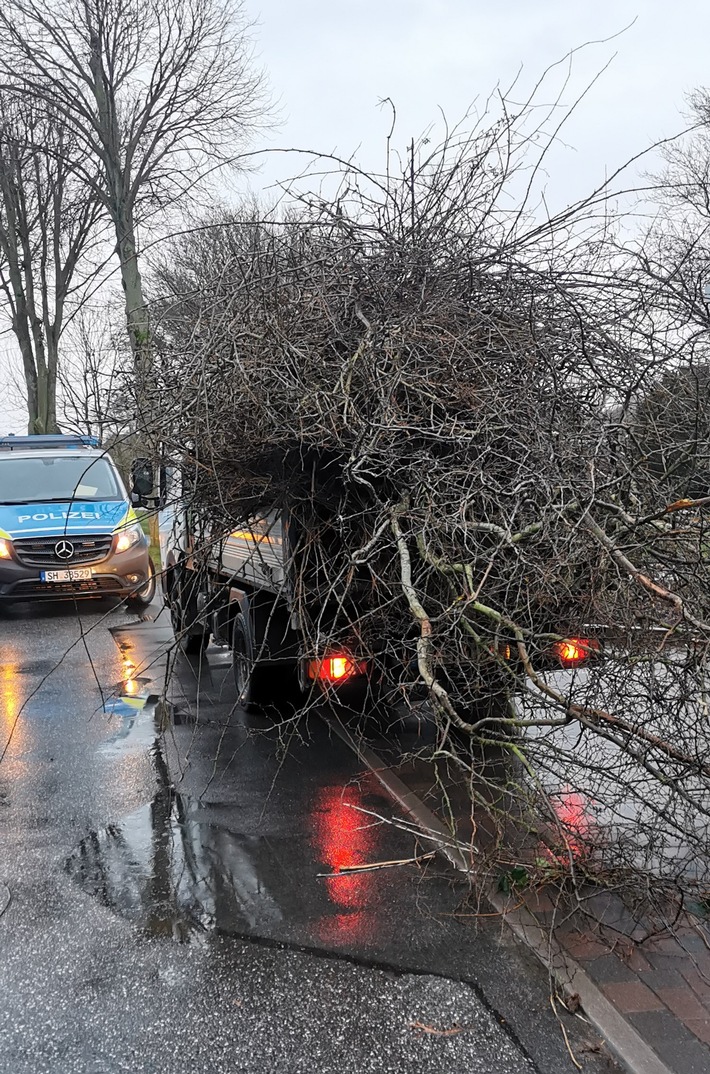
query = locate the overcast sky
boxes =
[3,0,710,432]
[245,0,710,210]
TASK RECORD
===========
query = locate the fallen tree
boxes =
[146,111,710,909]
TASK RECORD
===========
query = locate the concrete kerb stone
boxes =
[332,718,676,1074]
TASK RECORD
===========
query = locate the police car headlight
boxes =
[0,538,12,559]
[114,523,143,554]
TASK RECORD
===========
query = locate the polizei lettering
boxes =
[17,511,102,523]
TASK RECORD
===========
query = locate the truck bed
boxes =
[217,515,286,592]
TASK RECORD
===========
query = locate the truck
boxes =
[0,434,155,610]
[157,458,600,721]
[159,497,369,712]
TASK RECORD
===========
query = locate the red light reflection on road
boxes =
[311,784,379,943]
[543,789,595,863]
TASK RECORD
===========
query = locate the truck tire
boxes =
[231,612,301,713]
[169,567,210,654]
[231,611,261,710]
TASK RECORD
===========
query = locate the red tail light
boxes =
[551,637,600,667]
[307,655,366,684]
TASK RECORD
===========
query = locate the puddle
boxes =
[99,673,159,754]
[66,779,400,947]
[66,790,287,943]
[104,677,152,714]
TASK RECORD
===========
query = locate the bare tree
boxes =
[57,309,131,441]
[0,94,103,433]
[629,361,710,497]
[617,90,710,525]
[144,106,710,919]
[0,0,269,398]
[625,89,710,381]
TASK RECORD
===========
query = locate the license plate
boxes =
[40,569,92,582]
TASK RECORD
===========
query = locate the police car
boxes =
[0,434,155,608]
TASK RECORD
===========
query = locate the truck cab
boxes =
[0,434,155,608]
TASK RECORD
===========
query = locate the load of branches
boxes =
[147,117,710,906]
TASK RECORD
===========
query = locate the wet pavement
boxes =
[337,685,710,1074]
[0,596,616,1073]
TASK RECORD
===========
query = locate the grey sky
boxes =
[2,0,710,431]
[246,1,710,208]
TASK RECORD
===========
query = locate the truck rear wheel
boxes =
[232,612,259,709]
[232,612,300,714]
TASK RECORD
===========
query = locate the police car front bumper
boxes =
[0,543,152,601]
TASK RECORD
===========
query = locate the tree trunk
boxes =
[40,327,60,434]
[86,18,152,408]
[115,215,155,450]
[16,320,39,434]
[7,286,44,434]
[116,219,150,382]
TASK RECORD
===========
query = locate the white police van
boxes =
[0,434,155,608]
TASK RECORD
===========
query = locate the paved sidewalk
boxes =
[349,725,710,1074]
[523,885,710,1074]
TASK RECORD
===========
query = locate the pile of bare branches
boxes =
[147,118,710,905]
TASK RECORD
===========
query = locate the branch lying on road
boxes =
[316,851,435,877]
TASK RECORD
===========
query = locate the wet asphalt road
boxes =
[0,597,619,1073]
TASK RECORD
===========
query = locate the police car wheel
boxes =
[126,559,156,611]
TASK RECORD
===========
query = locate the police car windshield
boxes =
[0,455,123,503]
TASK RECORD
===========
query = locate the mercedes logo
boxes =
[54,540,75,561]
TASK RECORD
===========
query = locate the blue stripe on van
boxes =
[0,501,129,538]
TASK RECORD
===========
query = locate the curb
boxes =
[332,718,673,1074]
